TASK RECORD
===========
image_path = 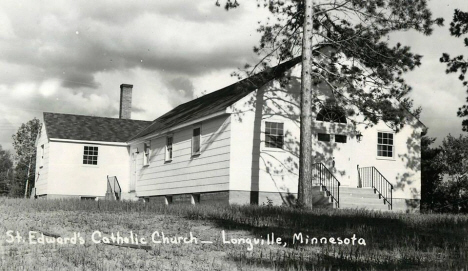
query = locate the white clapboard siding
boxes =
[138,170,230,189]
[139,167,230,186]
[143,145,230,173]
[149,137,230,163]
[135,115,231,196]
[138,183,229,196]
[35,125,50,195]
[140,159,230,180]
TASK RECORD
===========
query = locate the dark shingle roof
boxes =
[130,57,301,140]
[43,112,152,143]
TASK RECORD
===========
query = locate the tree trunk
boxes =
[297,0,314,208]
[24,156,32,198]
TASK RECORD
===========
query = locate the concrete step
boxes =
[340,201,387,208]
[340,187,375,193]
[314,186,391,211]
[339,188,389,210]
[340,197,381,203]
[340,193,379,200]
[339,193,390,211]
[339,203,392,211]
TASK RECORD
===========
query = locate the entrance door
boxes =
[330,133,354,187]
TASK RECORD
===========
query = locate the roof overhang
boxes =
[127,109,230,145]
[49,138,128,146]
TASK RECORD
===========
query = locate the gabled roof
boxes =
[43,112,152,143]
[129,56,301,141]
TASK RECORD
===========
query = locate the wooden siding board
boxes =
[149,138,230,163]
[142,151,230,174]
[137,183,229,196]
[35,125,50,195]
[140,160,230,180]
[138,170,230,188]
[134,115,231,196]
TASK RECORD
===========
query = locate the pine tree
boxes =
[440,9,468,131]
[219,0,442,208]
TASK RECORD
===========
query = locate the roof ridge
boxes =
[43,112,152,123]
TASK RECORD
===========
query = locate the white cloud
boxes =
[39,79,60,97]
[0,0,466,150]
[0,9,15,39]
[11,82,36,99]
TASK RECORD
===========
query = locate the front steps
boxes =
[339,187,391,211]
[311,186,334,209]
[312,186,392,211]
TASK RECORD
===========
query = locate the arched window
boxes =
[316,106,347,123]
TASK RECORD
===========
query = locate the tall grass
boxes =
[1,197,467,270]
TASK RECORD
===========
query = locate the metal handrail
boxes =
[357,165,393,209]
[106,175,122,200]
[312,163,340,208]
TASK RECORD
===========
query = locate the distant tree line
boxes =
[0,118,41,198]
[0,145,13,195]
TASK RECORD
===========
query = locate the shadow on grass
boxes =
[185,206,468,270]
[226,250,427,271]
[5,198,467,270]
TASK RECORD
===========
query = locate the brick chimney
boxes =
[119,84,133,119]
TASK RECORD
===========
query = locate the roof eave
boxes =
[49,138,128,146]
[127,109,230,145]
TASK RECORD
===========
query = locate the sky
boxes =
[0,0,466,150]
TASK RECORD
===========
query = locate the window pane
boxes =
[265,135,273,147]
[318,133,331,142]
[193,129,200,154]
[83,146,98,165]
[377,133,394,157]
[166,137,173,160]
[335,134,347,143]
[265,122,284,149]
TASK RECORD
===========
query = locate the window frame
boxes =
[40,144,44,168]
[264,121,285,149]
[334,134,347,143]
[143,142,151,166]
[83,146,99,166]
[377,132,395,159]
[316,106,347,124]
[317,133,331,142]
[191,125,201,156]
[165,135,173,162]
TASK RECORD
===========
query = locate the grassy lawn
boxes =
[0,198,467,270]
